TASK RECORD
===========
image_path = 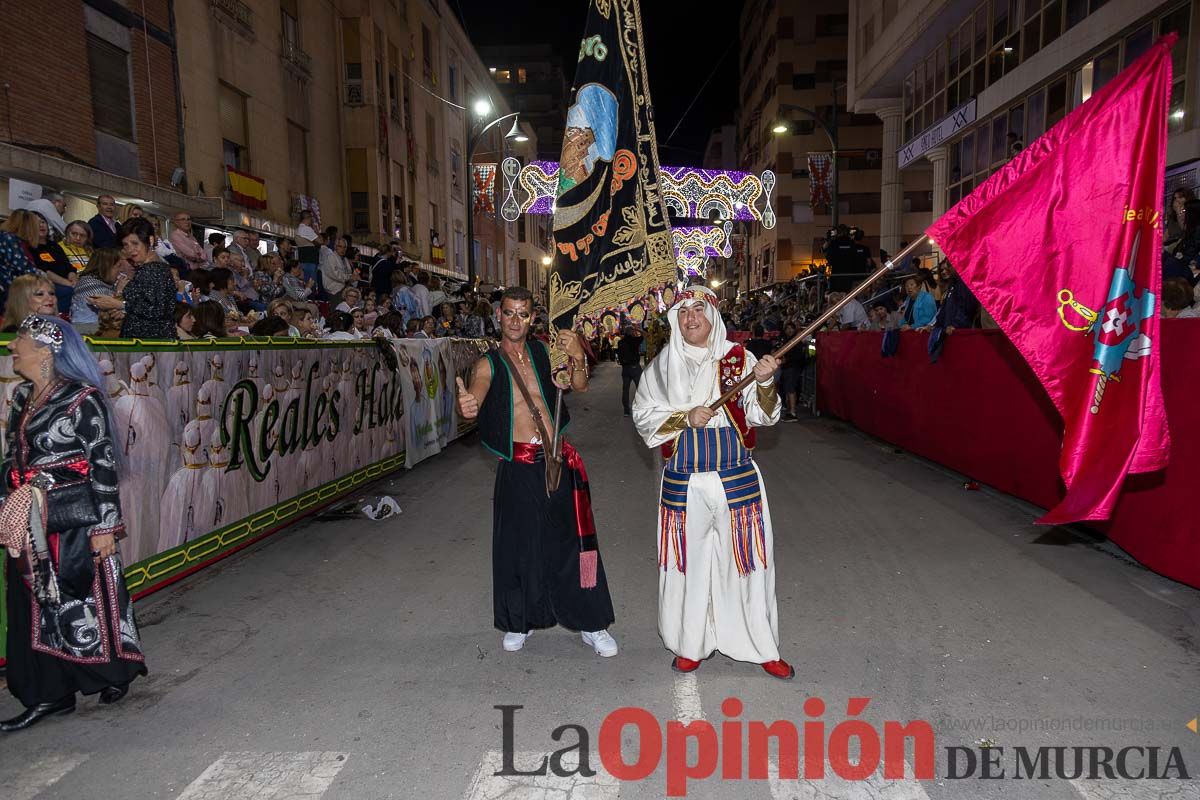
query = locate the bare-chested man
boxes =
[456,287,617,656]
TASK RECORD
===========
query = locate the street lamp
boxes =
[773,100,840,228]
[541,255,552,266]
[465,100,523,286]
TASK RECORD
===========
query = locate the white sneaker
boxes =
[582,630,618,657]
[502,631,530,652]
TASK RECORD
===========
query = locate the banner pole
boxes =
[708,237,931,410]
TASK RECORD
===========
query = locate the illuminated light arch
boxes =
[500,157,776,229]
[673,224,732,275]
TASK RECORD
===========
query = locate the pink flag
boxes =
[927,35,1175,524]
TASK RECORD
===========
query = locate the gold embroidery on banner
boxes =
[550,272,583,322]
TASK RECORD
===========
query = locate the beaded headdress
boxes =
[19,316,64,353]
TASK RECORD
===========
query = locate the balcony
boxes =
[345,79,365,106]
[280,34,312,77]
[211,0,254,40]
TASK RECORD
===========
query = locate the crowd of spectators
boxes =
[0,190,522,344]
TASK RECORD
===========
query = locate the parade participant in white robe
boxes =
[159,420,209,551]
[98,358,127,401]
[632,285,793,680]
[166,361,192,429]
[114,361,172,564]
[140,354,167,410]
[200,353,227,421]
[271,363,289,399]
[0,355,23,460]
[195,384,217,448]
[201,426,248,531]
[284,361,304,410]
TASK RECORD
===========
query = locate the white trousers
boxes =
[657,465,780,663]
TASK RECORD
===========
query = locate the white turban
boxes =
[641,285,728,410]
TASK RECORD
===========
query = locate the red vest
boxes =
[660,344,757,459]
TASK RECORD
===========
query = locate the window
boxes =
[219,83,249,170]
[455,226,465,269]
[815,60,848,83]
[425,112,437,173]
[860,16,876,56]
[281,0,299,46]
[343,18,363,104]
[393,192,405,241]
[815,14,849,36]
[448,63,458,101]
[495,69,512,83]
[421,25,434,79]
[347,148,369,231]
[389,42,401,121]
[287,122,309,194]
[517,67,527,83]
[1161,4,1190,132]
[86,34,134,141]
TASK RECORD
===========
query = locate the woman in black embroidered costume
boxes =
[0,315,146,732]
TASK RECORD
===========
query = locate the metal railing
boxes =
[280,34,312,76]
[344,79,364,105]
[210,0,253,35]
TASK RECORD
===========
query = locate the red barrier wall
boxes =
[816,324,1200,589]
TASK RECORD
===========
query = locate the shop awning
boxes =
[0,142,222,221]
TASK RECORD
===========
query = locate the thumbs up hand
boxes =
[456,376,479,419]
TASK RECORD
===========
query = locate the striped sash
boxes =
[659,427,767,576]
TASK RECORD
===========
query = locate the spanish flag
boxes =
[226,166,267,210]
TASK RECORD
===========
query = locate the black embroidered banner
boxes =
[549,0,678,330]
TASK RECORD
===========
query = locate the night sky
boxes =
[451,0,743,164]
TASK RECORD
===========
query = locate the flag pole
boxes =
[708,236,931,411]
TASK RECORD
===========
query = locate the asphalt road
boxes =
[1,363,1198,800]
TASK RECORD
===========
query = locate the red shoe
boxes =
[761,659,795,680]
[671,656,701,673]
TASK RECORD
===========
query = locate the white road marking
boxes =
[176,751,348,799]
[0,752,89,800]
[462,750,620,800]
[672,672,704,723]
[768,758,931,800]
[1070,778,1195,799]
